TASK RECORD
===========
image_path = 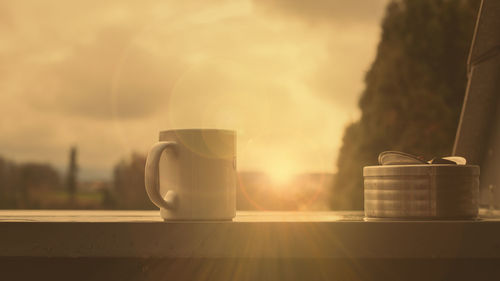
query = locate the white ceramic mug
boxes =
[145,129,236,221]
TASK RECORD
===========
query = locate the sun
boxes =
[267,164,297,186]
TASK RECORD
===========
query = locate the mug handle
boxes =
[144,141,178,210]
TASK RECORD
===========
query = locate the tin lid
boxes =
[363,164,480,177]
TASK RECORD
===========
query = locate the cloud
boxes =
[251,0,388,106]
[252,0,388,25]
[0,3,13,30]
[0,0,387,179]
[251,0,389,106]
[305,28,381,107]
[24,27,184,120]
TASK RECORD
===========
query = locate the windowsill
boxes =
[0,210,364,223]
[1,210,500,259]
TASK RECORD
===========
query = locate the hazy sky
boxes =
[0,0,388,180]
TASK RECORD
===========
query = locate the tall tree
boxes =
[66,146,78,203]
[331,0,480,210]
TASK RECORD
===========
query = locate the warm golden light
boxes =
[266,161,298,186]
[268,168,295,186]
[0,0,386,181]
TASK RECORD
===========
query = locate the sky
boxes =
[0,0,388,180]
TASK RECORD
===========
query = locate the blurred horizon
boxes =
[0,0,478,210]
[0,150,334,210]
[0,0,388,181]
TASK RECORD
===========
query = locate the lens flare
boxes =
[266,161,298,186]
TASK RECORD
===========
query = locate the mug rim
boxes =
[160,128,235,135]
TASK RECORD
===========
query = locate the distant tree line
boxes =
[112,153,155,209]
[0,151,155,209]
[331,0,481,209]
[0,150,332,210]
[0,157,61,208]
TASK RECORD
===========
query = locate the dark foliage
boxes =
[331,0,481,210]
[0,157,61,208]
[113,153,156,209]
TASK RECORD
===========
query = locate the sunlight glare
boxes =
[267,163,297,186]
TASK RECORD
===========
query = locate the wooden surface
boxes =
[0,210,364,222]
[2,210,500,281]
[2,210,500,259]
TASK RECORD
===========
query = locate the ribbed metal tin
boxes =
[363,165,480,220]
